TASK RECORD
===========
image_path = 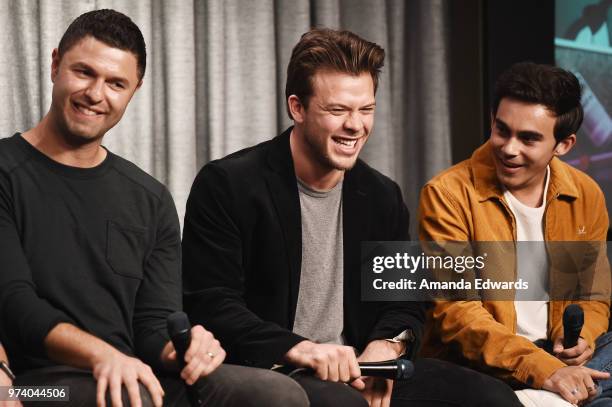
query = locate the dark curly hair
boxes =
[493,62,583,142]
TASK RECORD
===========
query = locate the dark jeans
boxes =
[15,364,309,407]
[290,358,522,407]
[584,331,612,407]
[16,359,521,407]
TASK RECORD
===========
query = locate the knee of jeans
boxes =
[301,380,367,407]
[588,396,612,407]
[265,381,309,407]
[324,387,368,407]
[120,382,155,407]
[238,372,309,407]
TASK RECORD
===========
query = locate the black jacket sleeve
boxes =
[182,164,305,368]
[365,182,428,358]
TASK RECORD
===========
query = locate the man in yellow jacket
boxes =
[419,62,612,406]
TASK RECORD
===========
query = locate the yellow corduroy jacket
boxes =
[418,141,611,389]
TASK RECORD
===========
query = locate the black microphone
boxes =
[359,359,414,380]
[167,311,192,366]
[563,304,584,348]
[167,312,201,406]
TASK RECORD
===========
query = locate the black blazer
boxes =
[182,128,427,368]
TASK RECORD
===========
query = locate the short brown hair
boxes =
[58,9,146,80]
[285,28,385,120]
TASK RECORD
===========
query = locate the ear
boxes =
[554,134,577,157]
[288,95,305,124]
[51,48,61,83]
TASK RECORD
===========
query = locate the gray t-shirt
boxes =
[292,178,344,344]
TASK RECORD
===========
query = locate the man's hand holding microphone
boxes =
[542,305,610,405]
[284,338,413,407]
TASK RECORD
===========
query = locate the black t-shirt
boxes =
[0,133,181,373]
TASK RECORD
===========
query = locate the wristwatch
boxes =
[0,360,15,381]
[385,329,415,356]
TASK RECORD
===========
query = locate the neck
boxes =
[22,113,107,168]
[506,170,548,208]
[289,128,343,191]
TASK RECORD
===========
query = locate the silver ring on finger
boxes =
[570,388,579,396]
[207,351,215,358]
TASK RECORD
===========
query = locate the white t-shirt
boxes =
[503,167,550,342]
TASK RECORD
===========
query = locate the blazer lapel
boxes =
[343,162,372,255]
[342,163,371,321]
[265,129,302,325]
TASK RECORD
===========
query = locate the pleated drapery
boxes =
[0,0,452,234]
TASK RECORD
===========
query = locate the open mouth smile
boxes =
[72,102,104,117]
[498,157,524,173]
[332,136,358,148]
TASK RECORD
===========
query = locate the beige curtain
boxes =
[0,0,452,235]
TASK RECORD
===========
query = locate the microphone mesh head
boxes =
[397,359,414,380]
[167,311,191,336]
[563,304,584,328]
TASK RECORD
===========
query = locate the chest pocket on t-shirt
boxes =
[106,220,148,279]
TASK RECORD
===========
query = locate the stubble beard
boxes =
[53,104,106,148]
[303,130,358,172]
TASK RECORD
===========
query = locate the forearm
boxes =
[186,293,306,366]
[367,303,425,358]
[43,323,118,370]
[362,339,404,359]
[1,280,74,359]
[434,301,565,387]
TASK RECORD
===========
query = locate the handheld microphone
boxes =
[167,311,201,406]
[167,311,192,366]
[358,359,414,380]
[563,304,584,349]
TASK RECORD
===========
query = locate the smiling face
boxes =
[49,36,141,145]
[290,70,375,176]
[490,98,575,200]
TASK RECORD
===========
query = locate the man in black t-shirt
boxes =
[0,9,307,407]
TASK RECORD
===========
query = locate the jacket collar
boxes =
[471,141,579,202]
[264,127,301,322]
[267,127,296,178]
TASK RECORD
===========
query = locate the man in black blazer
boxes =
[182,28,521,407]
